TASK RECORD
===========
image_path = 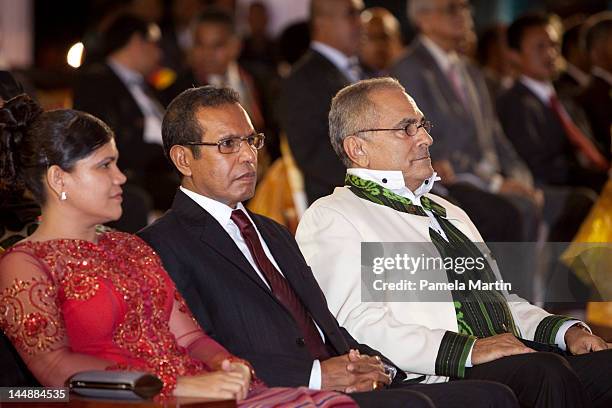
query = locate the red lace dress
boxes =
[0,232,356,407]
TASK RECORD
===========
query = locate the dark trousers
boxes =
[464,350,612,408]
[351,380,518,408]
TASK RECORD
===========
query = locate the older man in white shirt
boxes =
[296,77,612,408]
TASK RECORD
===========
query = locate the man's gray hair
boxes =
[407,0,434,28]
[329,77,405,168]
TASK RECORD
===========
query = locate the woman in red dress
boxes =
[0,94,356,407]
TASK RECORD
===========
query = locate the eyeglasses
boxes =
[353,120,433,138]
[183,133,265,154]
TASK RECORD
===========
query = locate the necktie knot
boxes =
[231,209,252,232]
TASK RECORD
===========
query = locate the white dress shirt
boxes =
[108,59,164,145]
[520,75,556,105]
[179,186,325,389]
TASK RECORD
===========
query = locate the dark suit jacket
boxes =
[391,38,531,185]
[72,63,167,183]
[577,74,612,160]
[138,190,404,387]
[496,81,599,186]
[278,50,349,204]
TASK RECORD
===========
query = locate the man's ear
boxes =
[343,135,369,168]
[169,145,194,177]
[46,165,65,199]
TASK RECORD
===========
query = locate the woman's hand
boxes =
[174,360,251,401]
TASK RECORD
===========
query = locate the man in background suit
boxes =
[138,85,518,408]
[577,13,612,161]
[555,21,590,99]
[279,0,364,204]
[497,13,607,195]
[73,14,177,212]
[391,0,542,244]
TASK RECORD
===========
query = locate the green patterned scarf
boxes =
[345,173,519,338]
[345,173,447,218]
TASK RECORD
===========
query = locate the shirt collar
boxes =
[592,66,612,87]
[520,75,555,104]
[346,168,440,205]
[311,41,357,74]
[179,186,249,227]
[420,35,459,73]
[107,59,144,86]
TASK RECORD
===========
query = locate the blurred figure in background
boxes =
[577,12,612,161]
[73,14,169,225]
[498,13,607,194]
[160,0,206,73]
[279,0,364,205]
[391,0,541,244]
[359,7,404,78]
[277,21,311,77]
[476,24,516,100]
[555,19,591,98]
[164,8,266,134]
[240,1,277,70]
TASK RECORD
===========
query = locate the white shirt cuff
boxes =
[555,320,591,350]
[308,360,322,389]
[465,342,474,367]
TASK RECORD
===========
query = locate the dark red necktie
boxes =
[549,95,610,171]
[231,209,330,360]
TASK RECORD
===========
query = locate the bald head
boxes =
[310,0,364,57]
[360,7,404,71]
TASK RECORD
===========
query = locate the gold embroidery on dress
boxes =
[0,276,64,355]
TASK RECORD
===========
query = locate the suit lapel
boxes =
[309,50,351,88]
[172,191,275,296]
[249,213,340,341]
[413,41,469,119]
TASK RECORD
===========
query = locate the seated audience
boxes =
[139,85,519,408]
[577,12,612,161]
[163,8,265,132]
[555,20,591,98]
[279,0,364,205]
[359,7,404,78]
[73,14,177,213]
[0,94,358,407]
[497,13,608,193]
[476,24,515,100]
[296,77,612,408]
[391,0,542,243]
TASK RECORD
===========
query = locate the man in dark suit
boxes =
[554,21,590,99]
[497,13,608,194]
[138,85,518,408]
[73,14,177,212]
[278,0,364,204]
[577,13,612,161]
[390,0,543,245]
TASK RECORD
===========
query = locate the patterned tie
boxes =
[447,61,468,105]
[230,209,330,360]
[549,95,610,171]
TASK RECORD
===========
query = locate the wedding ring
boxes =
[372,381,378,390]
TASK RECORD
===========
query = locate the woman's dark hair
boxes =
[0,94,114,205]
